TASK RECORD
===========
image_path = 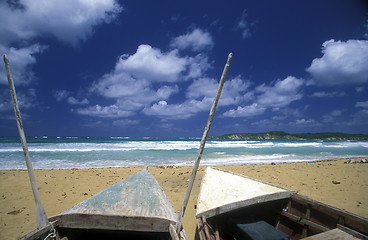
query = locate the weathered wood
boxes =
[177,53,233,233]
[281,211,331,232]
[3,55,48,228]
[338,225,368,240]
[301,228,361,240]
[50,168,178,232]
[169,224,180,240]
[196,167,294,218]
[18,221,59,240]
[195,167,368,240]
[289,194,368,236]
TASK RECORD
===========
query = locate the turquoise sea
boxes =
[0,136,367,170]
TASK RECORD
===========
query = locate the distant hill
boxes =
[211,131,368,140]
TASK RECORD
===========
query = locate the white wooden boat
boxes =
[21,168,186,240]
[196,167,368,240]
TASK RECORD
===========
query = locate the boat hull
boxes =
[196,167,368,240]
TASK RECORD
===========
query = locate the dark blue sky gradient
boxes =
[0,0,368,137]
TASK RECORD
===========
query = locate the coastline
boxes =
[1,157,367,239]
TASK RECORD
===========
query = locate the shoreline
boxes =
[1,157,367,239]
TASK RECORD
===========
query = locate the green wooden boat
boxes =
[21,168,186,240]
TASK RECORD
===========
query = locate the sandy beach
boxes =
[1,157,368,239]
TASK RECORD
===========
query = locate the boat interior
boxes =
[196,194,368,240]
[56,228,171,240]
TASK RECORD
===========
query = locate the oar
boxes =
[176,53,233,234]
[3,55,49,228]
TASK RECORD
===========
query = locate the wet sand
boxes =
[1,157,367,239]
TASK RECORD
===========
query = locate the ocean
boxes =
[0,136,367,170]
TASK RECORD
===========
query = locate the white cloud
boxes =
[355,87,364,93]
[77,43,216,119]
[311,91,346,98]
[143,98,213,120]
[186,54,213,80]
[54,90,71,102]
[0,0,122,92]
[73,104,134,118]
[116,45,188,82]
[223,103,266,117]
[222,76,304,118]
[0,44,46,85]
[53,90,89,105]
[170,28,214,51]
[88,45,184,116]
[0,88,39,113]
[112,119,140,127]
[186,78,218,99]
[293,118,320,126]
[256,76,304,108]
[322,109,344,123]
[67,97,89,105]
[0,0,122,46]
[187,76,250,105]
[234,10,252,39]
[306,39,368,86]
[356,101,368,108]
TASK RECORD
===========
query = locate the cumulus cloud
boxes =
[88,45,186,113]
[116,45,188,82]
[143,98,213,120]
[143,75,251,120]
[306,39,368,86]
[311,91,346,98]
[223,76,304,118]
[356,101,368,108]
[234,10,253,39]
[187,76,250,105]
[112,119,140,127]
[53,90,89,105]
[293,118,320,126]
[223,103,266,117]
[67,97,89,105]
[185,54,213,80]
[170,28,214,51]
[322,109,344,123]
[256,76,304,108]
[77,44,215,119]
[54,90,72,102]
[0,0,122,46]
[0,88,39,113]
[73,104,134,118]
[0,44,46,85]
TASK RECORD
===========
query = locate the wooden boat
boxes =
[20,168,186,240]
[196,167,368,240]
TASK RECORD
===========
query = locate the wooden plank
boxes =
[19,221,59,240]
[301,228,361,240]
[3,55,49,228]
[290,194,368,235]
[169,224,180,240]
[177,53,233,233]
[281,211,330,232]
[338,225,368,240]
[50,168,178,232]
[196,167,294,218]
[197,216,207,240]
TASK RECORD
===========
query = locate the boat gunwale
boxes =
[50,213,177,232]
[196,167,296,219]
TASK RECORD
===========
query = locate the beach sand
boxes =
[1,157,368,239]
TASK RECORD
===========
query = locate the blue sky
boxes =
[1,0,368,137]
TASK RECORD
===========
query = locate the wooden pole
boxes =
[3,55,49,228]
[176,53,233,233]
